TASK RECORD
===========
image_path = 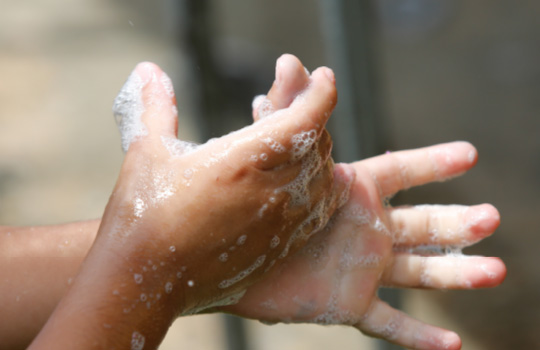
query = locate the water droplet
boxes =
[131,331,145,350]
[165,282,173,294]
[219,252,229,262]
[236,235,247,245]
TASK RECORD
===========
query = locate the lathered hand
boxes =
[222,54,506,350]
[29,61,351,350]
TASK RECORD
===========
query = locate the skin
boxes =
[0,55,506,350]
[26,61,350,350]
[227,55,506,350]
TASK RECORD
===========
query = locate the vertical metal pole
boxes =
[318,1,401,350]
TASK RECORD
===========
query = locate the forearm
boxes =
[0,221,99,350]
[27,216,185,350]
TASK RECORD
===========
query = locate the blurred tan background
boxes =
[1,0,539,349]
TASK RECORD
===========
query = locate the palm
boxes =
[225,142,505,350]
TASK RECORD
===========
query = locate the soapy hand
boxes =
[102,61,352,315]
[28,59,354,350]
[219,55,506,350]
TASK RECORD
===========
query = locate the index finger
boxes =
[355,142,478,198]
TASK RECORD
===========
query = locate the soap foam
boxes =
[276,146,322,208]
[219,252,229,262]
[161,135,199,158]
[270,235,280,249]
[113,70,148,152]
[279,199,327,259]
[312,293,355,325]
[254,96,275,119]
[131,331,145,350]
[261,137,286,153]
[290,129,318,161]
[183,290,247,316]
[218,255,266,289]
[165,281,173,294]
[236,235,247,246]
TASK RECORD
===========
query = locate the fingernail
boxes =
[323,67,335,84]
[275,56,284,85]
[135,62,157,86]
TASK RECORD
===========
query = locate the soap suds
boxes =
[113,70,148,152]
[254,96,275,119]
[312,292,355,325]
[218,255,266,289]
[219,252,229,262]
[165,282,173,294]
[279,200,327,259]
[236,235,247,246]
[258,203,269,218]
[183,290,247,316]
[270,235,280,249]
[290,129,318,161]
[161,135,199,158]
[261,137,286,153]
[131,331,145,350]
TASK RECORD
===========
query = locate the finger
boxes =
[382,254,507,289]
[330,162,356,210]
[357,299,462,350]
[390,204,500,247]
[113,62,179,153]
[251,94,267,121]
[238,67,337,170]
[358,142,478,198]
[267,54,310,109]
[253,54,310,121]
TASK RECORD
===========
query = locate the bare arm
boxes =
[0,221,99,350]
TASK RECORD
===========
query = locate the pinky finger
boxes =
[357,299,462,350]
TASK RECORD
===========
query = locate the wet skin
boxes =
[22,55,506,350]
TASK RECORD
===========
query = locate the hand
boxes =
[221,55,506,350]
[101,61,352,314]
[30,61,353,350]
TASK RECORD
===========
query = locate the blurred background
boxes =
[1,0,539,349]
